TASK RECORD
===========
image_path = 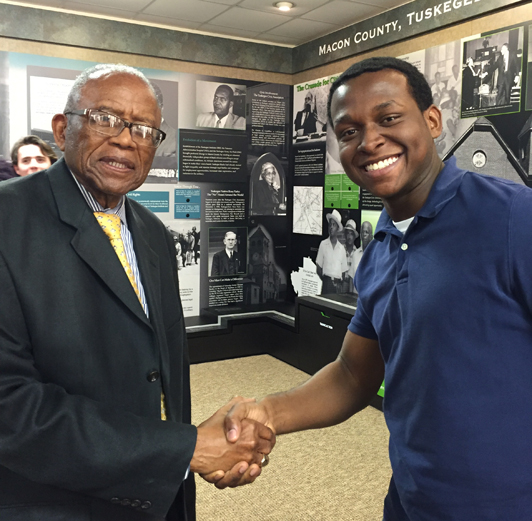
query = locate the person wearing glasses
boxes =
[196,84,246,130]
[0,63,273,521]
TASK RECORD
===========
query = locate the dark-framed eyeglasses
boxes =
[64,109,166,148]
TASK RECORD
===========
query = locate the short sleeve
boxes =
[348,294,378,340]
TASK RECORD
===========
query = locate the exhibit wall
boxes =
[290,18,532,306]
[2,1,532,321]
[0,50,292,319]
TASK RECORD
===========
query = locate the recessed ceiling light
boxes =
[275,2,294,11]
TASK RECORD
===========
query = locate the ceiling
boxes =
[12,0,410,47]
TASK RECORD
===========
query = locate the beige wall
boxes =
[0,36,292,85]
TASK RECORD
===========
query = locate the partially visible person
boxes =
[196,85,245,130]
[211,231,243,276]
[0,158,17,181]
[10,135,57,177]
[430,71,445,98]
[483,43,518,106]
[150,81,177,162]
[252,162,281,215]
[192,226,200,264]
[316,209,347,294]
[186,230,195,266]
[446,64,461,94]
[294,91,318,137]
[462,57,480,111]
[342,219,360,294]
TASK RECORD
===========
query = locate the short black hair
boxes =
[215,84,234,102]
[10,135,58,165]
[327,57,433,125]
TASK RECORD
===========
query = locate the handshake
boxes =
[190,397,274,489]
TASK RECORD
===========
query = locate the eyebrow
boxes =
[333,99,399,126]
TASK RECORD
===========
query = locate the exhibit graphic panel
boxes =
[1,52,292,320]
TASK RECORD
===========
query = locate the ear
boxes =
[13,165,20,175]
[52,113,68,152]
[424,104,443,139]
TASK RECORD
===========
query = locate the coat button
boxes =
[141,501,152,510]
[131,499,141,508]
[110,497,121,504]
[147,370,160,382]
[121,499,131,506]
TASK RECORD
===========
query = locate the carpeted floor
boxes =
[190,355,391,520]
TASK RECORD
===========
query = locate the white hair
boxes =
[64,63,160,113]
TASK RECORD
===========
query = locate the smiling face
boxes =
[14,144,52,176]
[330,69,443,220]
[52,72,160,208]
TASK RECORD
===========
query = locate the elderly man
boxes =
[0,63,272,521]
[211,231,242,276]
[316,209,348,294]
[222,56,532,519]
[196,85,245,130]
[10,134,58,177]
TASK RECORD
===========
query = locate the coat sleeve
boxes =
[0,248,197,519]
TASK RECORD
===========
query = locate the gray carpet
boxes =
[191,355,391,520]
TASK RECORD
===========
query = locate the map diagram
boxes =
[293,186,323,235]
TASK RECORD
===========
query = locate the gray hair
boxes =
[64,63,161,113]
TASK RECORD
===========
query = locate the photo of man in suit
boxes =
[211,231,244,276]
[0,63,273,521]
[483,43,519,106]
[196,84,246,130]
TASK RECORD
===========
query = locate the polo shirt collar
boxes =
[374,156,465,241]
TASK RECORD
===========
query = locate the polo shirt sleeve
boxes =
[508,187,532,314]
[347,295,378,340]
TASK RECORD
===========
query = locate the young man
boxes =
[10,134,57,177]
[216,57,532,520]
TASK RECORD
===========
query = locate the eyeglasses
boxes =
[64,109,166,148]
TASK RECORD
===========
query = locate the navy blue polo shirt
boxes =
[349,157,532,520]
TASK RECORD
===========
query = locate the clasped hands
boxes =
[190,397,273,489]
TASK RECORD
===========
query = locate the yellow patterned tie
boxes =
[94,212,167,421]
[94,213,141,301]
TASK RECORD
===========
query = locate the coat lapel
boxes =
[48,159,151,327]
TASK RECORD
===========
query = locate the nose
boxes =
[109,126,136,148]
[358,124,384,154]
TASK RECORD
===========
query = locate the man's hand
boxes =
[224,399,274,443]
[200,459,263,489]
[190,397,275,477]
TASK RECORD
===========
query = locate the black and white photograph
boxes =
[461,26,523,118]
[149,78,179,172]
[293,80,329,144]
[208,227,248,277]
[249,152,286,216]
[195,80,246,130]
[246,224,287,304]
[400,41,471,158]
